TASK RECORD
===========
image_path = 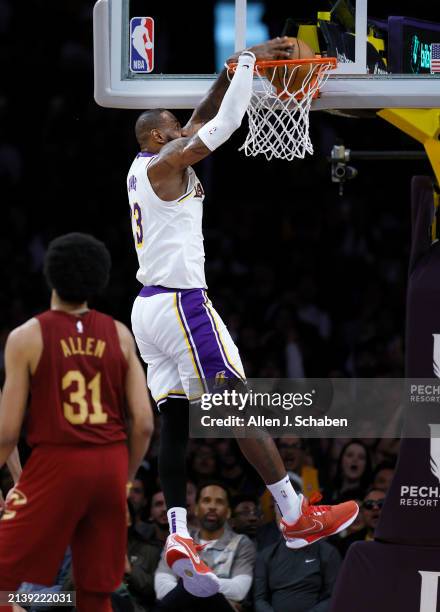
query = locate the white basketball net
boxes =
[238,60,335,161]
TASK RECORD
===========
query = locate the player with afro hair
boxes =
[44,232,111,304]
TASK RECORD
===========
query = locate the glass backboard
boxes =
[93,0,440,109]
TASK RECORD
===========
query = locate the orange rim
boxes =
[227,56,337,101]
[227,56,337,72]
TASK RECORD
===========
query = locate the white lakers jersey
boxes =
[127,152,207,289]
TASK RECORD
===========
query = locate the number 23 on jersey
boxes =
[131,202,144,248]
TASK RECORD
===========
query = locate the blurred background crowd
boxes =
[0,435,399,612]
[0,0,437,610]
[0,0,435,381]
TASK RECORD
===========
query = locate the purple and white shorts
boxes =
[131,286,245,407]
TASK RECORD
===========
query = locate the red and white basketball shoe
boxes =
[280,493,359,549]
[165,534,220,597]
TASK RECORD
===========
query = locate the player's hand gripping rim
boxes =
[226,36,295,66]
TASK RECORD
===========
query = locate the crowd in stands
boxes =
[0,435,397,612]
[133,436,396,612]
[142,436,396,610]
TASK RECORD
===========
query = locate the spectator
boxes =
[121,500,162,612]
[335,487,386,558]
[189,445,218,485]
[137,490,169,548]
[296,276,332,340]
[217,441,259,498]
[154,482,256,611]
[360,488,385,539]
[146,490,169,549]
[254,506,341,612]
[231,494,263,541]
[323,439,352,484]
[372,460,396,493]
[129,476,150,533]
[259,488,276,525]
[277,436,320,498]
[328,440,372,502]
[373,438,400,465]
[186,480,199,530]
[217,443,247,497]
[285,326,305,378]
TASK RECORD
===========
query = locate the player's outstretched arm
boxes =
[0,327,32,469]
[183,37,295,136]
[149,51,257,179]
[116,322,154,482]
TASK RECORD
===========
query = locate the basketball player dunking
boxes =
[127,39,359,597]
[0,233,153,612]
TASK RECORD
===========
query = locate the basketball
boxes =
[265,37,316,96]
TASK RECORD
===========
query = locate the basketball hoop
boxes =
[227,57,337,161]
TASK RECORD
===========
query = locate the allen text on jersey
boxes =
[60,337,106,359]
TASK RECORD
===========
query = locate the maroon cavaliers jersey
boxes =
[26,309,128,446]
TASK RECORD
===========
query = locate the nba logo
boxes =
[130,17,154,74]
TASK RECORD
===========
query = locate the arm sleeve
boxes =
[218,575,253,602]
[309,543,342,612]
[253,551,275,612]
[230,536,256,578]
[154,554,179,600]
[218,536,256,601]
[197,52,256,151]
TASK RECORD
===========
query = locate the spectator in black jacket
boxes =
[123,500,162,611]
[254,507,341,612]
[335,487,386,558]
[231,493,263,541]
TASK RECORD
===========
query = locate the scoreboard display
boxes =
[387,16,440,73]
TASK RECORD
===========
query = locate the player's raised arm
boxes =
[0,327,33,469]
[116,321,154,482]
[183,37,295,136]
[148,51,257,179]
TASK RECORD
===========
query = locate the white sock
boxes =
[167,507,190,538]
[267,475,301,523]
